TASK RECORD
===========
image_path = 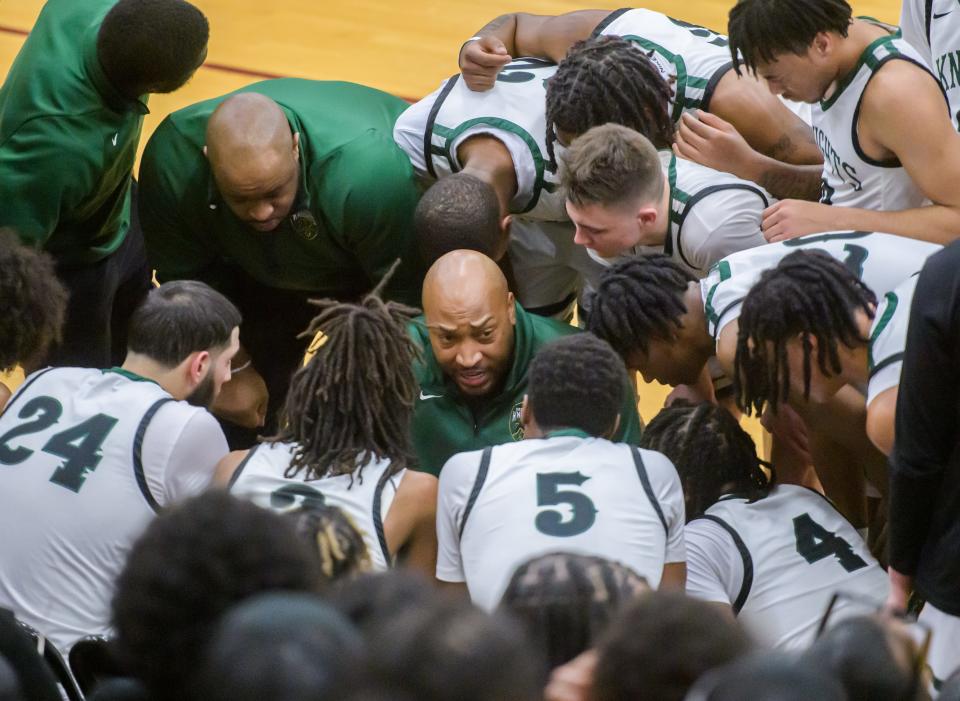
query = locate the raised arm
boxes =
[459,10,610,91]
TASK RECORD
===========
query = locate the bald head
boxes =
[204,92,301,232]
[422,251,516,398]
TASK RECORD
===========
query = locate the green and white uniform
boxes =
[394,59,602,312]
[228,442,402,570]
[901,0,960,130]
[592,8,734,123]
[437,433,685,610]
[0,367,226,651]
[812,29,945,209]
[686,485,889,650]
[701,231,940,340]
[867,273,917,409]
[590,152,772,278]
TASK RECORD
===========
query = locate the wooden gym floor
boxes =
[0,0,900,430]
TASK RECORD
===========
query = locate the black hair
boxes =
[498,552,648,671]
[111,491,319,701]
[97,0,209,97]
[415,174,504,266]
[329,570,437,638]
[268,266,420,482]
[367,599,543,701]
[641,402,772,521]
[587,254,696,357]
[734,250,876,416]
[125,280,241,367]
[728,0,853,75]
[527,334,627,436]
[288,505,372,583]
[197,592,364,701]
[688,653,846,701]
[0,230,68,371]
[802,617,925,701]
[0,655,23,701]
[593,591,753,701]
[546,36,675,167]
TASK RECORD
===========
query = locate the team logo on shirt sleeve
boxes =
[508,400,525,441]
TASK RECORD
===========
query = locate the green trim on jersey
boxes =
[433,117,546,214]
[820,31,899,111]
[703,260,732,328]
[868,291,899,371]
[544,428,595,440]
[621,35,690,122]
[103,368,160,387]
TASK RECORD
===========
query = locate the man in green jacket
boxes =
[139,79,423,437]
[0,0,209,368]
[410,250,642,476]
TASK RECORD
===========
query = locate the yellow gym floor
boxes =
[0,0,900,429]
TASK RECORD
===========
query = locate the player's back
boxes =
[0,367,218,650]
[229,441,403,570]
[438,434,685,610]
[687,484,889,650]
[702,231,941,338]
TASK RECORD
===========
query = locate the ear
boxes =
[507,292,516,324]
[202,145,208,159]
[185,349,211,390]
[494,214,513,261]
[292,132,301,161]
[636,205,660,229]
[520,394,532,428]
[812,31,832,58]
[604,413,622,440]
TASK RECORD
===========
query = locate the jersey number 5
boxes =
[0,396,118,493]
[793,512,868,572]
[535,472,597,537]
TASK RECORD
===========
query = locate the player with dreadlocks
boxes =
[458,7,820,165]
[643,401,887,650]
[217,264,438,576]
[735,251,918,458]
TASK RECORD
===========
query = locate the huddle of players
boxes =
[2,0,960,690]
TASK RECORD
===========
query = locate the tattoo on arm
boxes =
[766,134,795,162]
[476,14,511,35]
[758,165,822,201]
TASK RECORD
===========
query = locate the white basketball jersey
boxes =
[688,485,889,650]
[592,152,771,277]
[229,441,403,570]
[394,57,566,220]
[0,367,223,651]
[867,273,917,407]
[812,30,943,210]
[900,0,960,129]
[436,433,686,611]
[595,9,734,122]
[700,231,940,338]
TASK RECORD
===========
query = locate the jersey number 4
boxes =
[0,396,118,493]
[793,512,868,572]
[535,472,597,537]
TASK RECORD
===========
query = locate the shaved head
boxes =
[422,250,516,398]
[204,92,301,232]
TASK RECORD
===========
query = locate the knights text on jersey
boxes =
[393,57,566,220]
[900,0,960,131]
[685,484,889,650]
[0,367,224,651]
[228,441,402,570]
[436,433,685,611]
[701,231,941,339]
[867,273,918,407]
[813,29,945,210]
[593,8,734,122]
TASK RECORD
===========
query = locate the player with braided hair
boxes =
[498,552,649,671]
[436,331,685,611]
[217,265,438,575]
[458,8,820,165]
[644,401,887,650]
[735,250,917,457]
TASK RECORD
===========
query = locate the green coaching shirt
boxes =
[409,304,643,476]
[0,0,146,265]
[139,79,421,305]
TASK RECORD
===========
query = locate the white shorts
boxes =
[919,602,960,684]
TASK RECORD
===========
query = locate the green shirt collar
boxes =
[102,367,161,387]
[82,25,149,115]
[544,428,594,440]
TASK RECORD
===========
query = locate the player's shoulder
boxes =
[635,446,682,483]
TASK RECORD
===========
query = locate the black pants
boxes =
[46,182,152,369]
[219,273,323,448]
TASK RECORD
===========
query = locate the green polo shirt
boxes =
[409,304,643,476]
[0,0,148,265]
[139,78,422,305]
